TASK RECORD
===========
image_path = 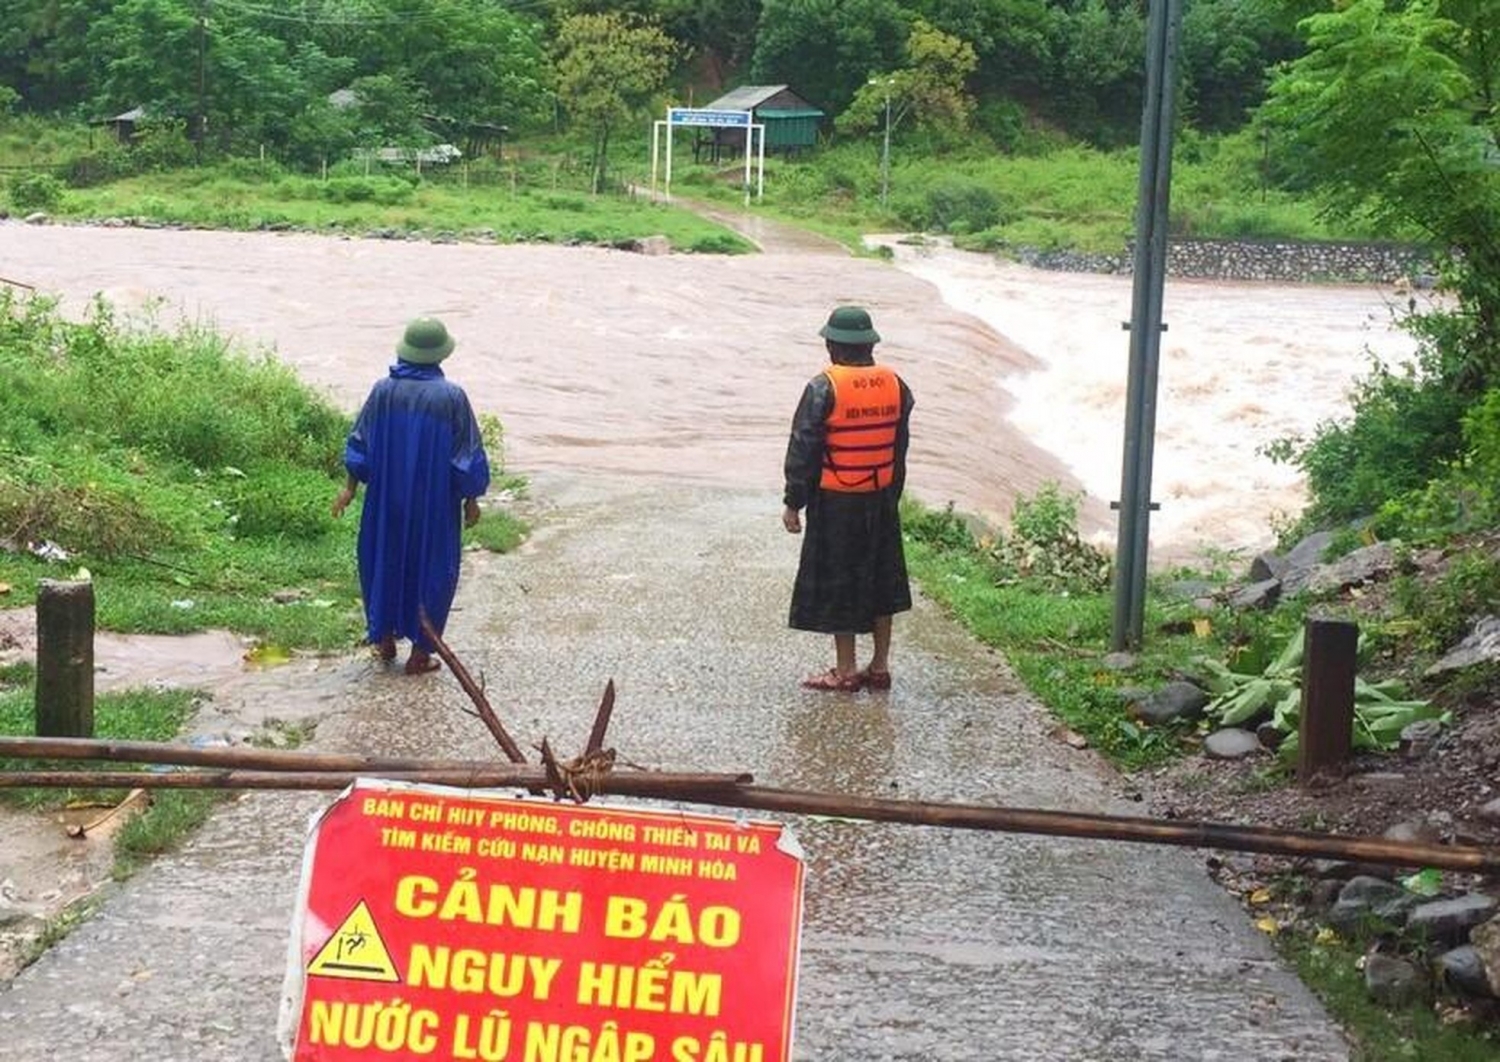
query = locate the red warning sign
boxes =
[281,781,805,1061]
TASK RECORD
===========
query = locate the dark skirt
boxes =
[789,488,912,633]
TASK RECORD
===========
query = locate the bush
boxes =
[9,172,65,213]
[930,176,1007,233]
[216,157,287,182]
[987,483,1111,592]
[130,121,197,172]
[903,500,977,553]
[1267,357,1469,528]
[62,144,137,187]
[316,176,415,205]
[228,463,338,540]
[686,232,750,254]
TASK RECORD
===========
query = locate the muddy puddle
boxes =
[3,222,1419,561]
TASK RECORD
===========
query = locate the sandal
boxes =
[376,635,397,662]
[801,668,862,692]
[859,668,892,691]
[404,652,441,676]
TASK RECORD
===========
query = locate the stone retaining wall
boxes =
[1015,238,1433,284]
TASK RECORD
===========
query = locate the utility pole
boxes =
[1110,0,1184,651]
[880,90,891,207]
[195,0,208,164]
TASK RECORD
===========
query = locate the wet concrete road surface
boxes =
[0,474,1347,1060]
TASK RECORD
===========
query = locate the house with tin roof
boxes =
[693,85,824,163]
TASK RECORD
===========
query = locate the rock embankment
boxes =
[1015,237,1431,285]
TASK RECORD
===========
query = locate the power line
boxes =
[209,0,555,27]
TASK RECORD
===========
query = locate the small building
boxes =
[693,85,824,163]
[93,106,146,145]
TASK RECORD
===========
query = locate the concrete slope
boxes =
[0,474,1347,1060]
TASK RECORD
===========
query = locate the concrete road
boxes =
[0,475,1348,1060]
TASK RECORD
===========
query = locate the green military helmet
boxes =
[818,305,881,344]
[395,316,456,364]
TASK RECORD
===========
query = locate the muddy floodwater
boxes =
[5,222,1420,561]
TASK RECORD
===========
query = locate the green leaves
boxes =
[1200,627,1449,755]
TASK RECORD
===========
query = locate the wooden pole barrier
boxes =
[3,738,1498,873]
[1300,617,1358,785]
[0,736,524,773]
[0,769,749,800]
[35,579,95,738]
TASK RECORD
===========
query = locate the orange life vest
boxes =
[820,364,901,492]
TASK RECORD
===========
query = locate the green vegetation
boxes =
[904,491,1188,769]
[0,291,362,648]
[671,136,1352,255]
[1261,0,1500,548]
[0,291,525,650]
[1280,928,1500,1061]
[1198,628,1447,758]
[19,161,753,253]
[0,669,232,883]
[0,672,213,876]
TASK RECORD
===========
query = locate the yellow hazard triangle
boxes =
[307,899,399,982]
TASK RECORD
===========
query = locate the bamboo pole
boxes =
[2,739,1497,873]
[419,609,527,764]
[0,768,750,798]
[0,736,516,773]
[706,786,1500,874]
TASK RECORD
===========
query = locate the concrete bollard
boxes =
[35,578,95,738]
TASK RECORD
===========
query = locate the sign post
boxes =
[281,780,805,1061]
[651,109,764,206]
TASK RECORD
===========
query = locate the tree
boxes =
[1261,0,1500,390]
[750,0,908,115]
[1041,0,1146,146]
[555,13,678,194]
[1260,0,1500,523]
[1180,0,1300,132]
[837,20,978,139]
[908,0,1051,100]
[0,0,103,112]
[87,0,337,154]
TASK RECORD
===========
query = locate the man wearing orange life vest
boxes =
[782,305,915,692]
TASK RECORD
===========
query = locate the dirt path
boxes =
[0,474,1348,1060]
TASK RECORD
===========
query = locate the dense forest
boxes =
[0,0,1308,159]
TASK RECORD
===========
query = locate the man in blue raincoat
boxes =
[331,317,491,675]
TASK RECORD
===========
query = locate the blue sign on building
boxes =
[668,108,753,128]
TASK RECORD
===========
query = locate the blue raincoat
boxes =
[344,361,490,651]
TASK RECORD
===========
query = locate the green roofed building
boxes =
[693,85,825,163]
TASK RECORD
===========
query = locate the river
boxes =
[4,221,1419,563]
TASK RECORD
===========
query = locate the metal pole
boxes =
[195,0,208,164]
[880,91,891,207]
[743,122,752,207]
[1111,0,1182,651]
[756,123,766,200]
[650,120,659,199]
[665,120,674,201]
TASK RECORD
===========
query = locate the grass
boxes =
[904,535,1189,769]
[12,159,755,254]
[0,291,527,651]
[110,790,226,879]
[668,135,1383,255]
[1279,928,1500,1061]
[0,681,200,805]
[900,495,1239,770]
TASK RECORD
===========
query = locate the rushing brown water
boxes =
[4,222,1417,560]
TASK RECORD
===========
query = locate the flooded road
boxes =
[5,221,1416,559]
